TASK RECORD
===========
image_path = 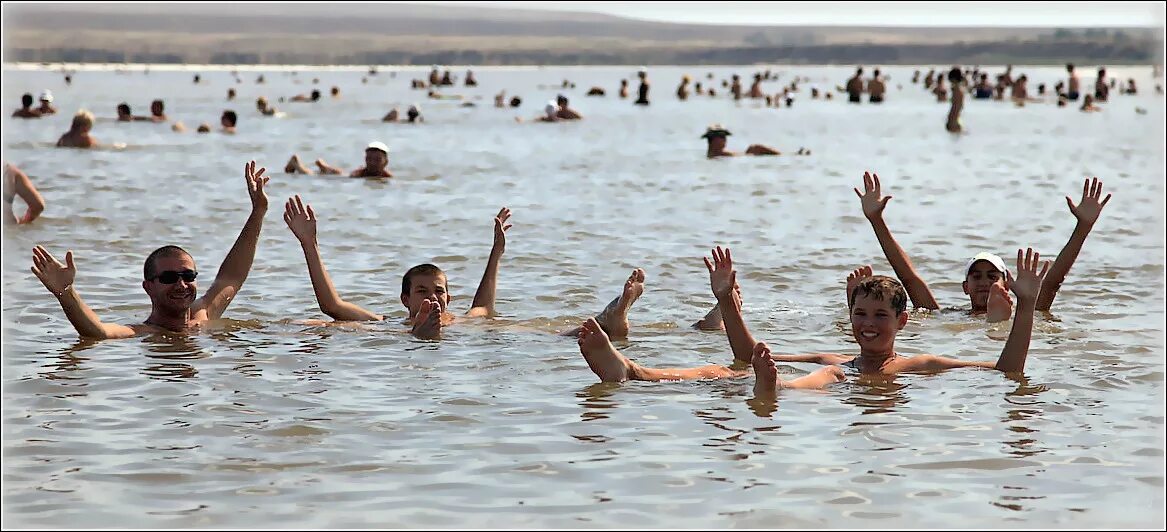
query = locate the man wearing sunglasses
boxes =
[30,161,270,339]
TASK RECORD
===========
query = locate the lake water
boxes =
[2,64,1165,528]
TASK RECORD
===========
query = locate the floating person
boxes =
[36,91,57,115]
[284,141,393,178]
[3,163,45,225]
[56,110,99,148]
[282,197,512,339]
[586,86,605,96]
[944,67,963,132]
[29,161,270,338]
[196,123,212,133]
[701,124,806,158]
[220,110,237,133]
[845,67,864,103]
[291,89,321,102]
[12,93,41,118]
[854,171,1111,322]
[634,68,650,105]
[509,96,522,108]
[555,95,582,120]
[1124,78,1137,95]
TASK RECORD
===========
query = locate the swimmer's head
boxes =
[151,99,164,115]
[365,141,389,169]
[510,96,522,108]
[310,89,321,101]
[221,110,237,128]
[71,109,94,132]
[197,123,212,133]
[116,102,131,119]
[556,94,568,107]
[142,245,199,313]
[545,102,557,119]
[21,93,33,109]
[406,105,420,122]
[947,67,963,84]
[848,275,909,352]
[400,263,450,318]
[962,252,1008,310]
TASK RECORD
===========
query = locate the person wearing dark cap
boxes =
[284,141,392,178]
[701,125,786,158]
[555,95,582,120]
[12,93,41,118]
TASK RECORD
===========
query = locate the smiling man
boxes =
[30,161,270,339]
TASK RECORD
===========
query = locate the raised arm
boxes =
[31,246,136,339]
[1036,177,1111,311]
[5,164,45,224]
[705,246,759,365]
[199,160,268,319]
[284,195,383,321]
[995,248,1049,373]
[855,171,939,309]
[468,207,512,317]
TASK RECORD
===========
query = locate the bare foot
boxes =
[594,268,645,338]
[985,281,1014,323]
[752,342,779,396]
[285,154,308,174]
[692,302,725,331]
[578,317,635,382]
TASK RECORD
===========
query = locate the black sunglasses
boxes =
[152,269,198,284]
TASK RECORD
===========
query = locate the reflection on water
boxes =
[3,65,1164,528]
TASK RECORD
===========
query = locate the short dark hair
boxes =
[152,99,164,110]
[947,67,963,84]
[21,93,33,107]
[401,264,447,295]
[117,103,131,115]
[1066,63,1074,72]
[849,275,908,315]
[222,110,237,126]
[144,245,192,280]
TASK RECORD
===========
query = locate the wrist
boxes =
[53,284,74,298]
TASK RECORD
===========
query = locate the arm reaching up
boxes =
[1036,177,1112,311]
[284,195,383,321]
[854,171,939,310]
[995,248,1050,373]
[705,246,759,365]
[31,246,136,339]
[468,207,512,317]
[199,160,269,319]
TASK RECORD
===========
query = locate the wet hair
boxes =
[856,67,863,75]
[947,67,963,84]
[401,264,447,295]
[151,99,164,112]
[311,89,321,101]
[873,68,881,77]
[221,110,237,126]
[848,275,908,315]
[144,245,192,280]
[556,94,568,105]
[71,109,94,130]
[117,102,131,115]
[21,93,33,108]
[330,86,339,95]
[406,107,420,121]
[509,96,522,107]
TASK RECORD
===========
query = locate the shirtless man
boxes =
[845,67,865,103]
[700,246,1049,395]
[12,93,41,118]
[702,124,803,158]
[291,89,321,103]
[1094,67,1109,102]
[944,67,963,133]
[748,73,764,99]
[677,75,691,100]
[285,141,393,178]
[4,163,45,225]
[730,74,743,100]
[56,110,99,149]
[256,97,277,116]
[283,197,512,339]
[555,95,583,120]
[29,161,269,339]
[1065,63,1081,100]
[634,68,650,105]
[855,171,1111,322]
[867,69,886,103]
[618,79,629,99]
[36,91,57,115]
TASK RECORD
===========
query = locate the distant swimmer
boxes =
[1123,78,1137,95]
[12,93,42,118]
[330,86,340,98]
[282,197,513,339]
[291,89,321,103]
[4,163,45,225]
[618,79,629,99]
[221,110,237,133]
[465,69,477,87]
[1065,63,1080,100]
[193,74,201,84]
[677,75,691,100]
[256,97,277,116]
[441,70,454,86]
[145,99,168,122]
[382,107,400,122]
[586,86,605,96]
[36,91,58,115]
[555,95,583,120]
[429,65,441,86]
[748,73,763,99]
[196,123,212,133]
[701,124,806,158]
[730,74,743,100]
[56,110,99,149]
[911,70,920,84]
[1094,67,1109,102]
[845,67,864,103]
[1080,94,1102,112]
[256,74,265,84]
[227,88,236,101]
[509,96,522,108]
[933,73,948,102]
[973,73,993,99]
[285,141,393,178]
[494,91,507,107]
[405,104,423,123]
[29,161,269,339]
[634,68,650,105]
[944,67,964,133]
[867,69,886,103]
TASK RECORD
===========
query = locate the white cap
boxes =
[963,252,1008,278]
[366,141,389,154]
[39,90,53,102]
[545,101,557,116]
[638,66,647,73]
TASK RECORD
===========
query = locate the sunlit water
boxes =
[2,65,1165,528]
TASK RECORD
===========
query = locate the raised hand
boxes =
[491,207,512,255]
[283,195,317,244]
[1010,248,1050,303]
[1066,177,1112,226]
[411,298,443,339]
[853,171,892,220]
[31,246,76,296]
[245,160,269,211]
[704,246,737,299]
[845,265,874,303]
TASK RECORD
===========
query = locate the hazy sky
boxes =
[407,1,1165,27]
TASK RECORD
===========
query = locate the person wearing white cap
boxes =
[284,142,392,178]
[37,90,57,115]
[854,172,1113,322]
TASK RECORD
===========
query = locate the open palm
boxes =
[31,246,76,295]
[283,195,317,243]
[1067,177,1111,226]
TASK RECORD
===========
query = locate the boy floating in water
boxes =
[285,142,393,178]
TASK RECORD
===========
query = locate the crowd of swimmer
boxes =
[9,110,1114,396]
